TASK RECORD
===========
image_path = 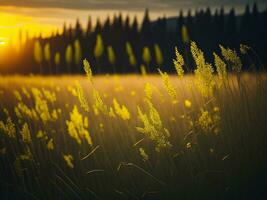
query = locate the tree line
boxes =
[2,3,267,74]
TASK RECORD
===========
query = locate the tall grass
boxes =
[0,44,267,199]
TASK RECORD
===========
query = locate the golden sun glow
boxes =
[0,39,7,46]
[0,11,58,47]
[0,37,9,50]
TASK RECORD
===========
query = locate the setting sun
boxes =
[0,10,57,46]
[0,38,7,46]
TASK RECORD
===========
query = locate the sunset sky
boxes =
[0,0,266,46]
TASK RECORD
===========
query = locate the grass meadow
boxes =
[0,44,267,199]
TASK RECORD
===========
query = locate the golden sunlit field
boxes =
[0,70,267,199]
[1,0,267,199]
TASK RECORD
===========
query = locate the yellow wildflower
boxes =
[184,100,192,108]
[22,87,31,99]
[191,42,215,97]
[197,109,220,135]
[75,82,89,112]
[144,83,153,100]
[213,107,220,112]
[240,44,250,55]
[136,99,172,152]
[158,69,177,100]
[14,102,38,120]
[51,109,58,120]
[173,47,185,77]
[42,88,57,103]
[63,154,74,168]
[47,138,54,150]
[14,90,22,101]
[37,130,45,138]
[0,117,16,138]
[20,123,31,143]
[113,98,131,120]
[92,89,109,115]
[108,107,116,118]
[220,45,242,73]
[20,147,33,160]
[186,142,192,149]
[139,148,149,161]
[31,88,52,124]
[99,123,104,132]
[66,106,93,146]
[214,53,227,86]
[83,59,93,84]
[67,85,78,96]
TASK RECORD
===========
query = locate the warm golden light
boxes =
[0,10,58,46]
[0,41,7,46]
[0,37,8,48]
[0,5,179,48]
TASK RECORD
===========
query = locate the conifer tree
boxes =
[62,22,67,37]
[141,9,152,42]
[86,16,92,37]
[75,18,83,38]
[240,4,251,41]
[227,8,237,44]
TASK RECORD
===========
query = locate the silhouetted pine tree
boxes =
[176,11,185,45]
[226,8,237,46]
[141,9,152,45]
[240,4,251,42]
[124,15,130,34]
[86,16,92,38]
[95,18,102,34]
[252,3,260,45]
[219,7,225,42]
[62,23,67,38]
[203,7,213,49]
[67,24,73,41]
[75,18,83,38]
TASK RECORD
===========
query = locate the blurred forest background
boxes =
[0,3,266,74]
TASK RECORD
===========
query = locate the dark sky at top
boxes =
[0,0,266,11]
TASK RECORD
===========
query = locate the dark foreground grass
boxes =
[0,74,267,200]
